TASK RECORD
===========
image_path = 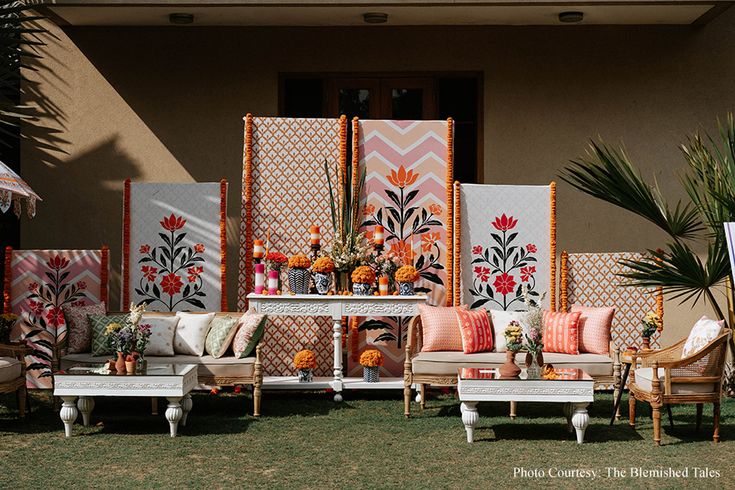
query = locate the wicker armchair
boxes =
[628,329,730,445]
[0,342,30,418]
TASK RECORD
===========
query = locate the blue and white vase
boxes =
[353,283,372,296]
[363,366,380,383]
[398,282,415,296]
[288,268,311,294]
[312,272,332,295]
[298,369,313,383]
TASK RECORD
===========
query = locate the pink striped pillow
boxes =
[543,310,582,355]
[457,308,493,354]
[418,304,464,352]
[571,305,615,354]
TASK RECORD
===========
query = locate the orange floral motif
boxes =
[194,243,205,254]
[421,232,440,252]
[388,240,412,265]
[359,349,384,367]
[363,203,376,215]
[429,204,443,216]
[386,165,419,188]
[160,273,183,296]
[139,244,150,254]
[160,213,187,232]
[294,349,317,369]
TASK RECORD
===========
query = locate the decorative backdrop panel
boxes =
[349,119,454,377]
[560,251,664,350]
[239,115,345,376]
[4,248,108,388]
[454,183,556,312]
[123,181,227,312]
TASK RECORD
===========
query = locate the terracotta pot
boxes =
[125,360,136,375]
[642,337,651,351]
[499,350,521,378]
[115,352,126,374]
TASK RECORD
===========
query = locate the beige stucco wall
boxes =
[21,12,735,345]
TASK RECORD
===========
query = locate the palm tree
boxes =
[560,115,735,365]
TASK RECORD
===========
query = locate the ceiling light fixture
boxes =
[558,11,584,23]
[363,12,388,24]
[169,13,194,25]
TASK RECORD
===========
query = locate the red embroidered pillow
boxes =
[543,310,582,354]
[457,308,493,354]
[418,304,463,352]
[571,305,615,355]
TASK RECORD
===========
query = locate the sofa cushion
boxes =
[60,352,255,379]
[62,302,106,354]
[89,313,130,356]
[232,311,266,359]
[140,315,179,356]
[682,316,724,358]
[571,305,614,355]
[205,315,240,359]
[412,351,612,376]
[543,310,582,355]
[457,308,493,353]
[174,312,215,356]
[0,356,21,383]
[418,304,463,352]
[634,367,717,395]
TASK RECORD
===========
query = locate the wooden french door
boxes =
[326,77,436,120]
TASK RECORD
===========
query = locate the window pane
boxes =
[339,89,371,119]
[282,78,323,117]
[392,89,423,120]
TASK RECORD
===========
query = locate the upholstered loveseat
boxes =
[59,311,263,416]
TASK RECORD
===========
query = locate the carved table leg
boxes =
[77,396,95,427]
[563,402,573,433]
[165,397,183,437]
[181,394,193,426]
[572,403,590,444]
[461,401,479,443]
[332,317,343,402]
[509,401,517,419]
[59,396,78,438]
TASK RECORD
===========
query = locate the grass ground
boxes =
[0,390,732,489]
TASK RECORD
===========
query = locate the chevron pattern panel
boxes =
[124,182,226,312]
[349,119,453,377]
[6,249,107,388]
[563,252,662,351]
[455,184,555,313]
[239,116,343,376]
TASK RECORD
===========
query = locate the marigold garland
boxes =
[294,349,317,370]
[351,265,375,285]
[220,179,228,311]
[311,256,335,274]
[288,254,311,269]
[3,246,11,313]
[395,265,419,283]
[453,180,461,306]
[243,113,254,305]
[446,118,454,306]
[560,250,569,312]
[339,115,347,207]
[549,181,557,311]
[122,178,131,307]
[100,245,109,307]
[359,349,384,367]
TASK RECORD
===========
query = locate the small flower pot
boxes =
[398,282,415,296]
[312,272,332,295]
[298,368,313,383]
[498,350,521,379]
[115,352,126,374]
[353,283,372,296]
[125,361,136,375]
[363,366,380,383]
[288,268,311,295]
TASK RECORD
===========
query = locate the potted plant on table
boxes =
[294,349,317,382]
[106,322,134,374]
[395,265,419,296]
[500,321,524,378]
[351,266,376,296]
[287,254,312,294]
[134,322,152,373]
[359,349,384,383]
[265,251,288,293]
[640,311,662,351]
[311,256,335,295]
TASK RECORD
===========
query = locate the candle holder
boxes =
[374,243,384,255]
[309,244,321,294]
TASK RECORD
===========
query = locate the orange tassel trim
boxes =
[100,245,109,307]
[559,250,569,312]
[453,181,461,307]
[122,178,131,308]
[220,179,228,311]
[243,114,254,308]
[549,181,557,312]
[3,246,12,313]
[350,117,360,361]
[445,118,454,306]
[339,115,347,211]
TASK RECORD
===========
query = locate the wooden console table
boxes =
[247,293,426,401]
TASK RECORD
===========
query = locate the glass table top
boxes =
[459,367,593,381]
[56,364,196,376]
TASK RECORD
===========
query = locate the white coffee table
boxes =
[457,367,594,444]
[53,363,198,437]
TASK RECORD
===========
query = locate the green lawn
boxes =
[0,390,732,489]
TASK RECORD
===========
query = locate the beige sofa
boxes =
[59,312,263,417]
[402,316,621,417]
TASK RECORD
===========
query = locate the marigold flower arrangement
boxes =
[504,321,524,352]
[359,349,384,367]
[294,349,317,370]
[641,311,662,338]
[288,253,312,269]
[351,265,376,285]
[311,256,335,274]
[395,265,419,283]
[265,251,288,271]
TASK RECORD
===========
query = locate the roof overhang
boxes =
[37,0,733,27]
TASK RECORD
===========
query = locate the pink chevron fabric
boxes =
[418,304,463,352]
[543,310,581,355]
[570,305,615,355]
[8,250,106,388]
[457,307,494,354]
[350,119,453,377]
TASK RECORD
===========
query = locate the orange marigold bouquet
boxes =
[288,253,312,269]
[351,265,376,285]
[359,349,384,367]
[265,251,288,271]
[294,349,317,370]
[395,265,419,283]
[311,256,335,274]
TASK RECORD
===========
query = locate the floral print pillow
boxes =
[682,316,724,358]
[61,302,106,354]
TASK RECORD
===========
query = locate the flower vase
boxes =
[288,268,311,294]
[125,360,136,375]
[363,366,380,383]
[353,283,372,296]
[298,369,313,383]
[525,352,542,379]
[398,282,415,296]
[312,272,332,295]
[335,271,351,294]
[642,337,651,351]
[499,350,521,378]
[115,352,126,374]
[137,356,148,374]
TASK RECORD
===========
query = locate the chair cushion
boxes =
[411,351,612,376]
[543,310,581,355]
[62,302,106,354]
[60,352,255,379]
[489,309,529,352]
[682,316,724,358]
[634,367,717,395]
[0,356,22,383]
[457,308,493,353]
[571,305,614,355]
[418,304,463,352]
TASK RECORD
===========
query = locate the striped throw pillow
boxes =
[543,310,582,355]
[571,305,615,355]
[457,308,493,353]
